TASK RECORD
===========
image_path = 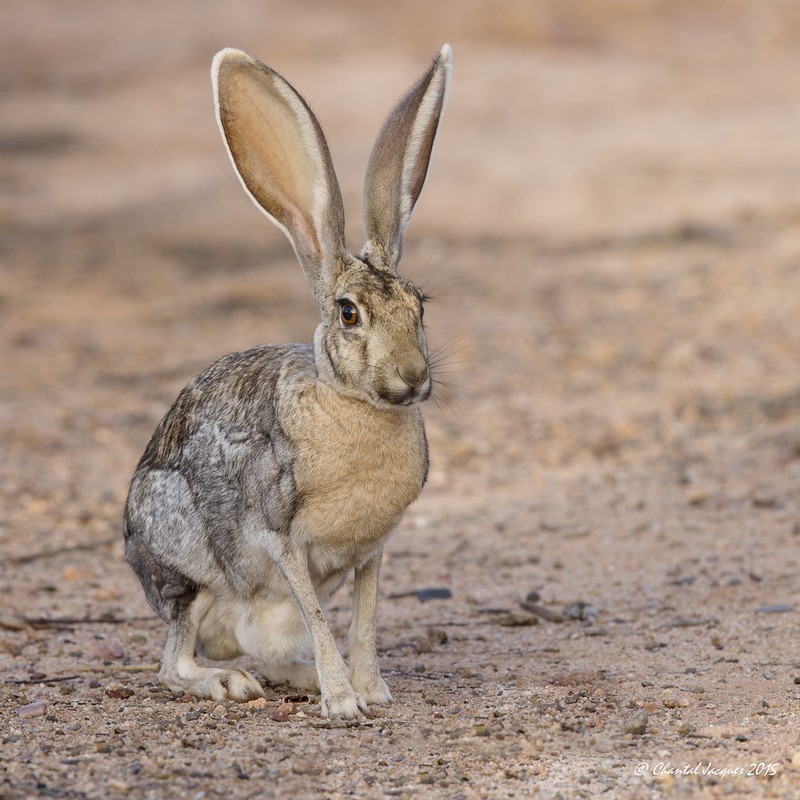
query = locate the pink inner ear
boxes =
[289,207,321,260]
[217,57,339,271]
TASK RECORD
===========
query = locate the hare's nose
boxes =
[397,355,429,389]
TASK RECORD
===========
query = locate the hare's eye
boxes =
[340,303,359,326]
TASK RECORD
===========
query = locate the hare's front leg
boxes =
[276,546,367,719]
[159,591,265,702]
[348,547,393,705]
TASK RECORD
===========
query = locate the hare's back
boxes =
[136,343,314,474]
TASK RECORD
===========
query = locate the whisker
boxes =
[415,246,442,292]
[428,333,487,363]
[421,275,468,300]
[432,378,476,409]
[415,250,458,298]
[428,354,481,369]
[428,393,456,439]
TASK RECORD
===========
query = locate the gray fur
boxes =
[124,45,451,717]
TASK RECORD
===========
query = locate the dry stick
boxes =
[6,675,81,685]
[22,615,158,629]
[2,537,119,565]
[4,665,161,683]
[75,664,160,673]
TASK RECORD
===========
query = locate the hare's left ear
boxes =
[361,45,452,273]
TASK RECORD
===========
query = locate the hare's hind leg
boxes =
[160,590,265,702]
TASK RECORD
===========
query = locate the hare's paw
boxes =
[214,668,266,701]
[321,687,369,719]
[349,666,393,706]
[162,666,265,702]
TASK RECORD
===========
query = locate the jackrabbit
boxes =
[123,45,451,718]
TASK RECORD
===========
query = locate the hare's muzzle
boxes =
[395,352,431,404]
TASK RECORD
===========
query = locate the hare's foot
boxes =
[160,663,265,702]
[349,665,393,706]
[259,658,320,693]
[159,593,265,702]
[321,684,369,719]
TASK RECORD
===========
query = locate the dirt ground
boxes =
[3,1,800,798]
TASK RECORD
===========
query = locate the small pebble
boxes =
[660,689,689,709]
[270,708,290,723]
[583,626,608,636]
[623,709,648,736]
[416,588,452,602]
[496,613,538,627]
[428,628,448,645]
[19,700,47,719]
[520,603,564,623]
[95,640,124,660]
[562,601,598,622]
[105,687,135,700]
[755,604,793,614]
[246,697,269,709]
[687,489,710,506]
[752,493,779,509]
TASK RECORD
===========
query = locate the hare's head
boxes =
[212,46,451,408]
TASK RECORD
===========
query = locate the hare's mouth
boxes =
[376,382,432,407]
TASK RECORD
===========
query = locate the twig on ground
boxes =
[2,537,118,565]
[20,615,157,630]
[5,675,80,685]
[75,664,160,673]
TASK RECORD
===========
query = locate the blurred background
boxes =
[2,0,800,606]
[4,3,800,794]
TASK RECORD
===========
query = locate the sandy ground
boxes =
[3,1,800,797]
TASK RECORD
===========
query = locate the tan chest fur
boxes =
[281,379,427,554]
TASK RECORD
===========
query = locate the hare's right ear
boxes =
[212,49,346,301]
[362,45,452,272]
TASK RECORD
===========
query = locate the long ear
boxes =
[361,44,451,272]
[212,48,346,300]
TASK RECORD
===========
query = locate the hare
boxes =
[123,45,451,718]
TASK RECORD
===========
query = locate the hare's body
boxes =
[124,46,451,717]
[126,342,426,703]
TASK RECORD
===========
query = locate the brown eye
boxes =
[340,303,359,326]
